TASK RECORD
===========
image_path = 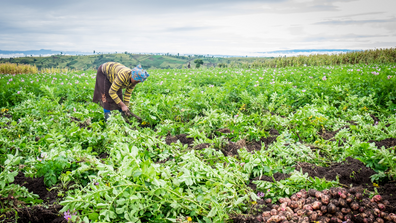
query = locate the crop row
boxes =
[0,63,395,222]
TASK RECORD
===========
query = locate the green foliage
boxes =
[194,59,204,68]
[0,53,260,70]
[2,48,395,71]
[0,152,42,214]
[1,62,396,222]
[35,156,75,187]
[254,171,338,202]
[245,48,396,68]
[346,141,396,181]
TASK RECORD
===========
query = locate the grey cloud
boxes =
[0,0,285,36]
[315,18,396,25]
[256,0,359,14]
[164,26,216,32]
[0,0,394,53]
[302,34,390,42]
[335,12,385,18]
[2,0,284,15]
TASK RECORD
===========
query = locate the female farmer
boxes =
[92,62,149,121]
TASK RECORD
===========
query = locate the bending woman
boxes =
[92,62,149,121]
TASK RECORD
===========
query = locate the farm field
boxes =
[0,63,396,222]
[0,53,262,70]
[1,48,395,72]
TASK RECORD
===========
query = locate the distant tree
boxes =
[194,59,203,68]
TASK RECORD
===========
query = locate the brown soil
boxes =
[217,128,231,134]
[346,120,358,125]
[295,157,376,187]
[307,145,327,157]
[294,157,396,212]
[194,143,211,150]
[165,134,194,146]
[221,129,280,156]
[155,157,171,164]
[319,126,349,140]
[260,136,278,148]
[268,129,279,135]
[248,173,290,190]
[380,184,396,212]
[370,113,380,125]
[165,129,279,156]
[12,172,58,203]
[221,140,246,157]
[245,140,262,152]
[367,183,396,213]
[0,112,12,119]
[1,205,66,223]
[246,129,280,152]
[0,112,12,129]
[235,157,396,222]
[261,129,280,148]
[98,152,109,159]
[369,138,396,149]
[70,117,90,128]
[3,172,66,223]
[232,214,263,223]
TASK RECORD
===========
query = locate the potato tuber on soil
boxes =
[256,187,394,223]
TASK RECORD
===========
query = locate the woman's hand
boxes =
[118,101,129,112]
[118,101,141,121]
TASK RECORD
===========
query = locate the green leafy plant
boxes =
[35,156,74,187]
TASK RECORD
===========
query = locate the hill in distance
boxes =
[0,52,270,70]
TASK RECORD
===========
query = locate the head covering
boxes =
[131,64,149,82]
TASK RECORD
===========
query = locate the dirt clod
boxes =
[2,205,66,223]
[3,173,66,223]
[12,172,57,202]
[369,138,396,149]
[296,157,376,187]
[194,143,211,150]
[165,134,194,146]
[370,114,380,125]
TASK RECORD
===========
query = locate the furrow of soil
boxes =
[1,173,67,223]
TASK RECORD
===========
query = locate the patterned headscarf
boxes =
[131,64,149,82]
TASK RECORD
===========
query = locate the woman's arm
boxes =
[123,86,135,106]
[108,80,123,105]
[108,69,131,107]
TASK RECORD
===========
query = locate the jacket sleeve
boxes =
[123,86,135,106]
[108,74,127,104]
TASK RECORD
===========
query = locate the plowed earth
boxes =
[238,158,396,222]
[165,128,280,157]
[1,173,66,223]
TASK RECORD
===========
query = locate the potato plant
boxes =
[0,62,395,222]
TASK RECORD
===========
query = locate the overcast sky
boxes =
[1,0,395,56]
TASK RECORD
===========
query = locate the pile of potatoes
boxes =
[258,187,396,223]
